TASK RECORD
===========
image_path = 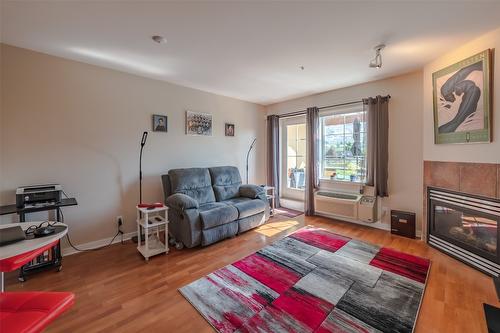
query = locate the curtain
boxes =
[266,115,280,207]
[305,107,320,216]
[364,95,390,197]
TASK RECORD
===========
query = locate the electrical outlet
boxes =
[116,216,123,227]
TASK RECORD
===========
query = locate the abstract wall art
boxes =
[432,49,492,144]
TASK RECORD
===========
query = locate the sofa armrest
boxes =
[239,184,265,199]
[166,193,199,211]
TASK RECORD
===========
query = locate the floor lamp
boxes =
[133,131,148,243]
[246,138,256,184]
[139,131,148,204]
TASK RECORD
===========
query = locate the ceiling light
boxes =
[369,44,385,69]
[152,35,167,44]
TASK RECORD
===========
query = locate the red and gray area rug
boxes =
[180,226,430,333]
[273,207,303,218]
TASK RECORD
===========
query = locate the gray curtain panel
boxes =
[364,95,390,197]
[305,107,320,216]
[266,115,280,207]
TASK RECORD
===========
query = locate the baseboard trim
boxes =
[315,212,391,231]
[61,212,417,256]
[62,231,137,256]
[279,198,304,212]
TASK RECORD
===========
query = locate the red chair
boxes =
[0,240,75,333]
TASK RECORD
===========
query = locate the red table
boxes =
[0,222,74,333]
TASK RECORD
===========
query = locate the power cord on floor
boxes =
[58,207,124,252]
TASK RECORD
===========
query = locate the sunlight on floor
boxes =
[255,220,300,237]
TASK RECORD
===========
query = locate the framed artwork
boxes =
[152,114,167,132]
[432,49,491,144]
[225,123,235,136]
[186,110,212,136]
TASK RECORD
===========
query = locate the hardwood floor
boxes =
[5,215,499,332]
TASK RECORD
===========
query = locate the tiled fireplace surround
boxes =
[423,161,500,241]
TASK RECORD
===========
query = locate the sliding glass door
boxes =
[280,116,306,201]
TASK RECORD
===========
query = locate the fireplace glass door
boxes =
[432,203,498,262]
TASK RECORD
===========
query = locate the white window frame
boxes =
[319,103,367,185]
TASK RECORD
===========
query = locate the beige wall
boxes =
[0,44,4,208]
[266,71,424,233]
[423,27,500,163]
[0,44,266,248]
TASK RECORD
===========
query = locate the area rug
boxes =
[179,226,430,333]
[273,207,303,218]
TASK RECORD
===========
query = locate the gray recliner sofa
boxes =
[161,166,270,248]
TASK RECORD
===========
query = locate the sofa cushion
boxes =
[168,168,215,204]
[0,292,75,333]
[209,166,242,202]
[199,202,238,230]
[239,184,265,199]
[222,197,251,205]
[238,212,266,234]
[228,199,266,219]
[202,221,238,246]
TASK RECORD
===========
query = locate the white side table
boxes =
[263,186,275,216]
[136,205,169,261]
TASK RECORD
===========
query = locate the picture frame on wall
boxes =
[152,114,167,132]
[186,110,212,136]
[225,123,235,137]
[432,49,492,144]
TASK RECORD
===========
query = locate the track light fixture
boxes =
[369,44,385,69]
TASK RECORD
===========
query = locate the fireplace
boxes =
[428,187,500,276]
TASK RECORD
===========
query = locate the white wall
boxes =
[423,27,500,163]
[266,71,424,232]
[0,44,266,246]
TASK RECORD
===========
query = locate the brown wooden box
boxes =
[390,210,416,239]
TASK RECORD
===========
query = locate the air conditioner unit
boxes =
[358,196,377,223]
[314,191,360,219]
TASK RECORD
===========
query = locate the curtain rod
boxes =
[276,95,391,119]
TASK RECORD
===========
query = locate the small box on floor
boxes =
[391,210,416,238]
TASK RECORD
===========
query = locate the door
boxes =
[280,116,306,201]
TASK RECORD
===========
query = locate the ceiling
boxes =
[2,1,500,105]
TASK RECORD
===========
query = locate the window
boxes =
[320,108,367,183]
[285,123,306,190]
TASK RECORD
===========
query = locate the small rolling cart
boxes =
[136,205,169,261]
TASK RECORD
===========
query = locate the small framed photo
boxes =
[225,123,235,137]
[152,114,167,132]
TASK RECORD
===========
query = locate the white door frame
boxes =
[280,116,306,202]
